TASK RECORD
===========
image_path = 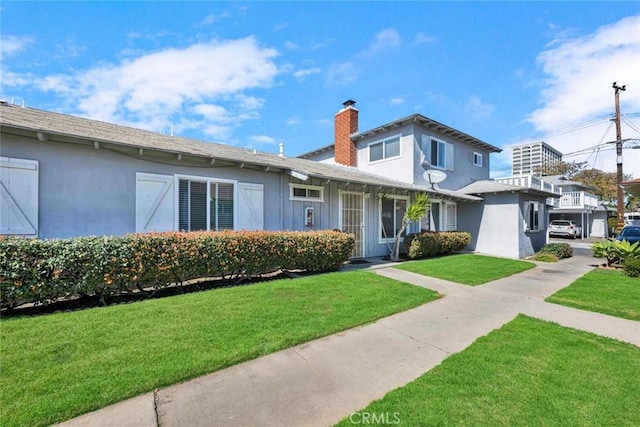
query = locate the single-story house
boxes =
[0,100,560,258]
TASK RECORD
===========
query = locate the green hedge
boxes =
[0,230,354,309]
[404,231,472,259]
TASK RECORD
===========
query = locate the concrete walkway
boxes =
[58,249,639,427]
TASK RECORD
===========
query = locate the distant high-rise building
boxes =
[511,141,563,176]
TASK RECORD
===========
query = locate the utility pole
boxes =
[613,82,626,231]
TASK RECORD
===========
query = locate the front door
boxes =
[341,192,365,258]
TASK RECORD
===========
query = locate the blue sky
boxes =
[2,1,639,177]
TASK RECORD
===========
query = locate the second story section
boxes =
[544,175,599,211]
[300,100,502,191]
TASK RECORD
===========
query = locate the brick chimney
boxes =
[334,100,358,167]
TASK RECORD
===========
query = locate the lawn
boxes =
[395,254,536,285]
[546,268,640,321]
[0,270,438,427]
[336,315,640,426]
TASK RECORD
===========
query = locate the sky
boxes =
[2,1,639,179]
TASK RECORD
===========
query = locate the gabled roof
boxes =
[0,103,482,202]
[299,113,502,159]
[621,177,640,197]
[458,180,561,198]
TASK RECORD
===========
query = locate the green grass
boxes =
[395,254,536,285]
[546,268,640,321]
[0,270,438,427]
[336,315,640,426]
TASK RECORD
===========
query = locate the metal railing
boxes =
[494,175,602,209]
[557,191,598,209]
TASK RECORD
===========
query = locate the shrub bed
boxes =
[0,230,354,309]
[622,257,640,278]
[534,252,559,263]
[404,231,472,259]
[539,242,573,259]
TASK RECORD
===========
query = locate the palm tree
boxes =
[387,193,430,261]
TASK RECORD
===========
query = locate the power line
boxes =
[622,115,640,134]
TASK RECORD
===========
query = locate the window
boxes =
[380,195,408,241]
[368,136,401,162]
[524,201,543,232]
[289,184,324,202]
[178,179,234,231]
[473,152,483,167]
[421,136,454,170]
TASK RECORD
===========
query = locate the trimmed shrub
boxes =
[404,231,472,260]
[0,230,354,309]
[540,243,573,259]
[534,252,559,263]
[622,257,640,278]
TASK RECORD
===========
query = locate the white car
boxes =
[548,220,582,239]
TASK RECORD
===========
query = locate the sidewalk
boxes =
[58,249,639,427]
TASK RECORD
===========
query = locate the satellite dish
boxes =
[423,170,447,185]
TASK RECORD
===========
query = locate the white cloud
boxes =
[20,36,279,139]
[293,67,321,80]
[414,32,436,44]
[464,96,494,120]
[284,41,299,50]
[196,12,230,27]
[362,28,401,57]
[526,15,640,177]
[389,97,405,105]
[286,116,300,125]
[250,134,277,145]
[0,35,34,60]
[54,36,86,59]
[191,104,232,122]
[273,22,288,32]
[2,70,34,87]
[326,61,358,86]
[529,15,640,131]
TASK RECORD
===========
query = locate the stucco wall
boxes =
[458,193,521,258]
[517,193,550,258]
[354,125,414,184]
[2,134,284,239]
[3,133,417,258]
[412,126,491,191]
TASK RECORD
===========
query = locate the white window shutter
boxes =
[237,182,264,230]
[421,135,429,164]
[0,157,39,237]
[135,173,175,233]
[524,202,531,231]
[445,142,454,171]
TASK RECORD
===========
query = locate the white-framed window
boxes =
[473,152,483,167]
[178,178,234,231]
[423,199,457,232]
[379,195,409,242]
[289,183,324,202]
[524,201,543,232]
[137,174,263,233]
[368,135,401,163]
[421,135,454,171]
